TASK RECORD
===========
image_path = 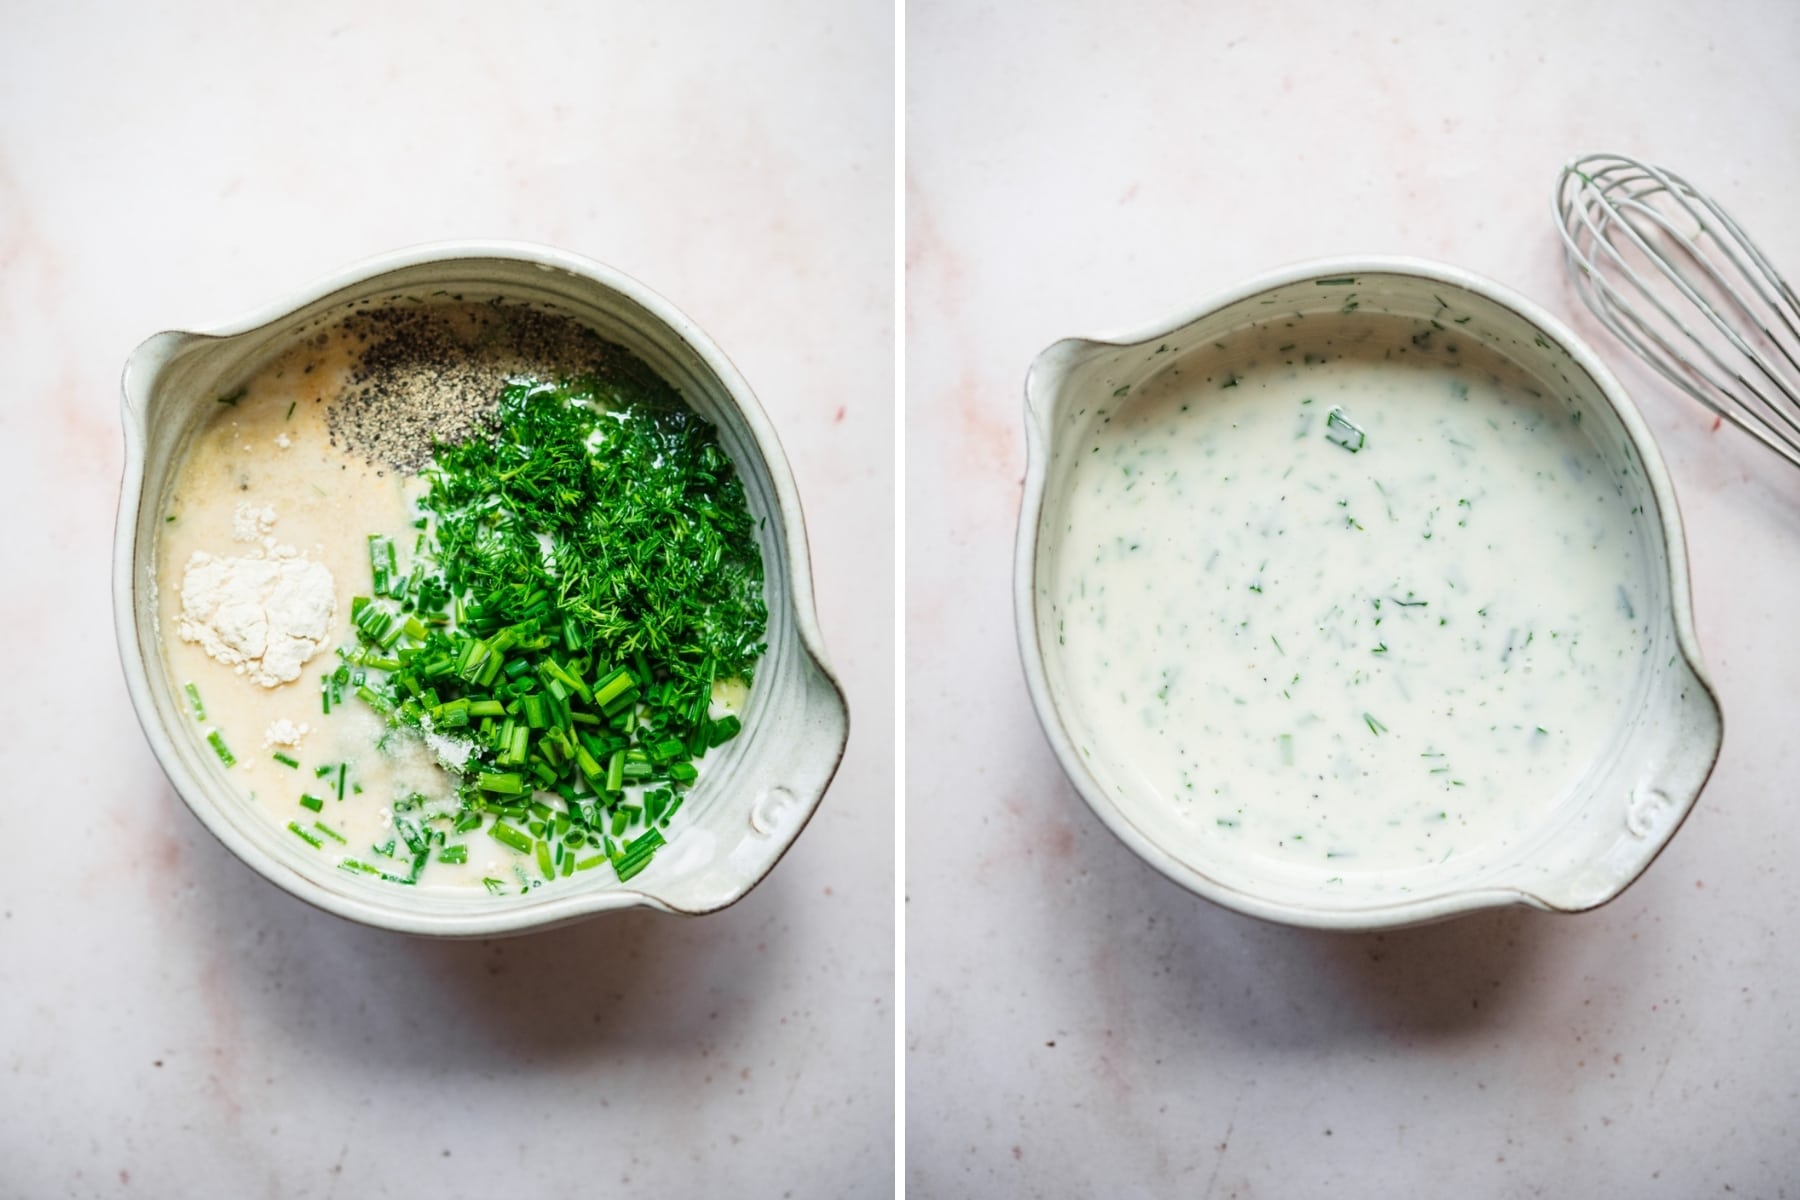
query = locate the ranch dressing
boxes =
[1051,314,1647,877]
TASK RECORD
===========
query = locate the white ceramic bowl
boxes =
[1016,257,1722,930]
[115,241,849,936]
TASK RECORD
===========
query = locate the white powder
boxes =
[263,719,312,748]
[232,502,277,542]
[419,715,476,770]
[275,433,292,450]
[178,550,337,687]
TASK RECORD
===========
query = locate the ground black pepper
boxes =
[326,300,637,474]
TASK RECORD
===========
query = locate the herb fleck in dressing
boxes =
[1052,315,1647,876]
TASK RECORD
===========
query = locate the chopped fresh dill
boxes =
[339,369,765,887]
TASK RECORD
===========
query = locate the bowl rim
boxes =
[1013,253,1723,930]
[113,239,849,936]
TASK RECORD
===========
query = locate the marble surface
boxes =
[906,1,1800,1196]
[1,2,892,1196]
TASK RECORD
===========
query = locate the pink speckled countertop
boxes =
[907,1,1800,1196]
[0,3,892,1196]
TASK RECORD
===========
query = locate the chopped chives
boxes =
[1325,407,1366,453]
[272,752,300,769]
[299,794,324,813]
[206,730,236,767]
[183,682,206,721]
[336,763,347,801]
[331,373,767,893]
[313,820,347,844]
[287,821,322,848]
[612,828,666,882]
[439,844,468,864]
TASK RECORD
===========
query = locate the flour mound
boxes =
[178,550,337,687]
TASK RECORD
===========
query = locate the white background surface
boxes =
[907,1,1800,1196]
[1,3,892,1196]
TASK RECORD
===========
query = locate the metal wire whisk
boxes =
[1554,152,1800,468]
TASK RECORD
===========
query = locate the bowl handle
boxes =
[645,648,850,915]
[1520,656,1722,912]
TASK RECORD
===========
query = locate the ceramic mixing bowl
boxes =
[1016,257,1722,930]
[115,241,848,936]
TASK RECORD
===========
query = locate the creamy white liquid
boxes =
[155,327,514,886]
[156,308,744,892]
[1050,314,1648,878]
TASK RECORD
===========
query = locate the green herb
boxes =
[285,400,297,420]
[340,372,765,885]
[314,820,347,844]
[287,821,322,849]
[299,794,324,813]
[1363,712,1387,736]
[439,844,469,864]
[613,828,666,882]
[1315,277,1358,286]
[272,752,300,769]
[1325,407,1366,453]
[489,822,533,854]
[183,682,206,721]
[206,730,236,767]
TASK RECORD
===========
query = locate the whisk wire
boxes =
[1555,152,1800,469]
